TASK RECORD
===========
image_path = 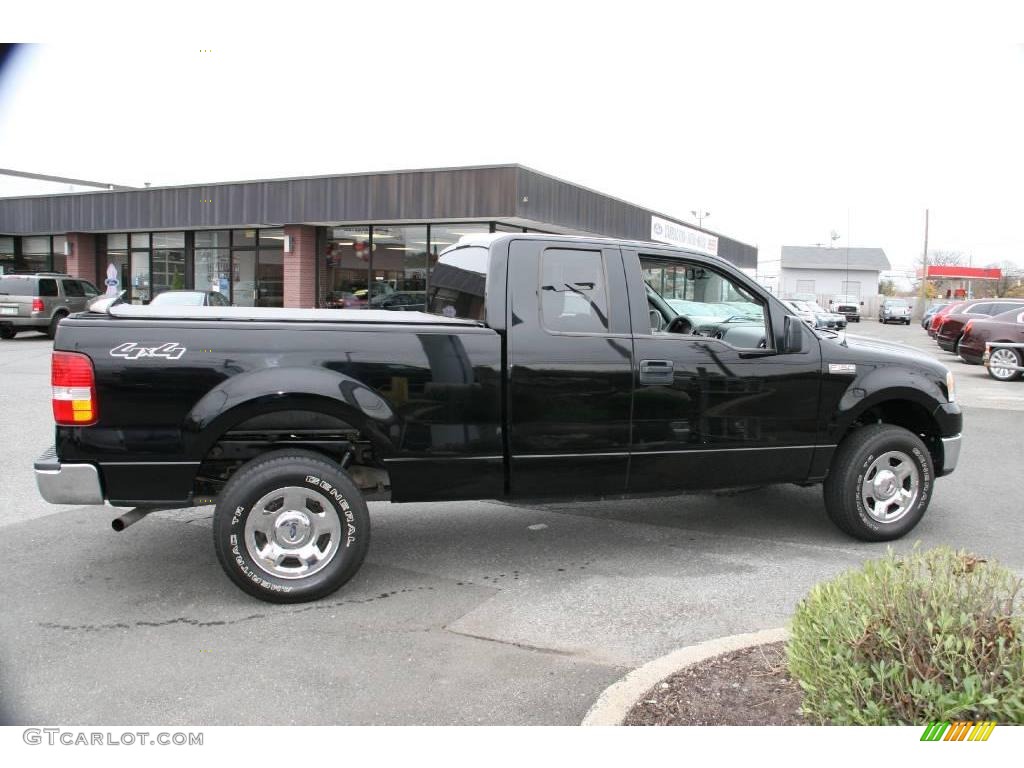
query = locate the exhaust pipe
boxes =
[111,507,153,532]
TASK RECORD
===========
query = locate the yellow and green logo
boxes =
[920,721,997,741]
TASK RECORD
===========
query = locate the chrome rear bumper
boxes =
[34,447,104,505]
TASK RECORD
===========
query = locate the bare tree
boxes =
[927,250,966,267]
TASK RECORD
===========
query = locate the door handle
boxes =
[639,359,675,385]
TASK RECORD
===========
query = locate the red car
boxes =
[958,307,1024,380]
[936,299,1024,356]
[928,301,965,338]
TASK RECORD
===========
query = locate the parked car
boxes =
[928,301,966,338]
[957,307,1024,380]
[34,233,961,603]
[879,298,912,324]
[935,298,1024,356]
[921,301,949,330]
[782,299,847,331]
[828,294,862,322]
[0,273,100,339]
[149,290,230,307]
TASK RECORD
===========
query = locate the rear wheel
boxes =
[47,312,66,339]
[0,327,15,340]
[823,424,933,541]
[988,347,1023,382]
[212,449,370,603]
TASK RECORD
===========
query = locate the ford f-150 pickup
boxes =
[34,233,963,603]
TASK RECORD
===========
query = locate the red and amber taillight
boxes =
[31,297,45,313]
[963,320,974,336]
[51,351,98,425]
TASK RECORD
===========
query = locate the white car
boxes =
[879,299,912,325]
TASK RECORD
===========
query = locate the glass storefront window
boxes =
[107,233,128,250]
[429,224,489,283]
[195,248,230,297]
[233,229,257,247]
[195,230,229,248]
[256,232,284,308]
[493,222,525,233]
[131,233,150,249]
[153,232,185,249]
[51,236,67,273]
[321,226,371,308]
[130,251,150,303]
[0,236,14,274]
[370,225,428,311]
[152,248,186,297]
[19,235,51,273]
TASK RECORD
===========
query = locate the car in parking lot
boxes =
[828,294,862,322]
[0,273,100,339]
[781,299,847,331]
[936,298,1024,356]
[957,307,1024,380]
[921,301,949,329]
[879,298,912,324]
[149,290,230,307]
[928,301,966,338]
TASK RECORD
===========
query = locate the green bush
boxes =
[787,547,1024,724]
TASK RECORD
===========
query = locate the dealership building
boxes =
[0,165,756,309]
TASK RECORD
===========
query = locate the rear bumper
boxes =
[0,317,47,329]
[34,446,104,505]
[937,337,957,351]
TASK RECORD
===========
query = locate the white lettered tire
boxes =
[823,424,933,541]
[213,449,370,603]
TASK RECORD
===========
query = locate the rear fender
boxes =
[184,366,401,458]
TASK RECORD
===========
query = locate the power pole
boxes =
[913,209,929,322]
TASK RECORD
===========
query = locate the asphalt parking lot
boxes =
[1,321,1022,725]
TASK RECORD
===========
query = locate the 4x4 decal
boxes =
[109,342,186,360]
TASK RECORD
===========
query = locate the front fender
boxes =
[183,366,401,458]
[830,362,950,438]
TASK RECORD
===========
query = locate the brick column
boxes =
[65,233,97,282]
[283,225,317,308]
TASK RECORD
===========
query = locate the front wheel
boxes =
[823,424,933,541]
[988,346,1023,382]
[212,449,370,603]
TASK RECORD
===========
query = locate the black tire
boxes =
[47,312,66,340]
[823,424,933,541]
[0,327,15,340]
[212,449,370,603]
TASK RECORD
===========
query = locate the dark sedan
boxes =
[958,307,1024,380]
[936,299,1024,355]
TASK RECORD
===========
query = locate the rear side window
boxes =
[38,279,58,297]
[80,281,99,297]
[540,248,609,333]
[62,279,85,297]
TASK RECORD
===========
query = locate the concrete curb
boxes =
[581,627,790,726]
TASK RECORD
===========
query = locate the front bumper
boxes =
[940,434,962,476]
[34,446,104,505]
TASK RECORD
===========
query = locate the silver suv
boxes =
[0,273,100,339]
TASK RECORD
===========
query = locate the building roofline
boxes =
[0,168,135,191]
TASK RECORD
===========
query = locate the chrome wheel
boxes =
[989,348,1020,381]
[861,451,919,524]
[244,486,342,579]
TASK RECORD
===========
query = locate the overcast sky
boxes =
[2,2,1023,277]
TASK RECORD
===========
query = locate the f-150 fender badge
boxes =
[828,363,856,374]
[110,342,186,360]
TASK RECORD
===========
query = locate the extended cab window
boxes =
[642,258,769,349]
[540,248,609,334]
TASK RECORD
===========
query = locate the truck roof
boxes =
[95,303,483,326]
[444,232,729,264]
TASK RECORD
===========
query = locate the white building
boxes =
[778,246,891,302]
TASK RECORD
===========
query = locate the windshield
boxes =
[425,245,489,321]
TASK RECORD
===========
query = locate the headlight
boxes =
[946,370,956,403]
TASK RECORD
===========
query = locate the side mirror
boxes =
[783,315,805,354]
[649,309,663,332]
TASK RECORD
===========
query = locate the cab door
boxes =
[507,239,634,497]
[623,248,822,493]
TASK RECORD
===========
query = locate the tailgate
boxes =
[0,296,31,317]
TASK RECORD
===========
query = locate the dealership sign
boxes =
[650,216,718,256]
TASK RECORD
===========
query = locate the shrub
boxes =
[787,547,1024,724]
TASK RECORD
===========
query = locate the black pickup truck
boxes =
[35,233,962,603]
